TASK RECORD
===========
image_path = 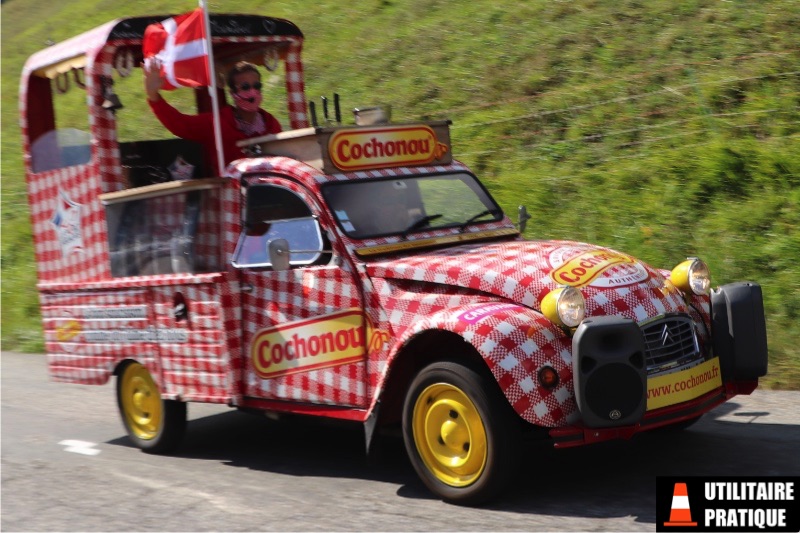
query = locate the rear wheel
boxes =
[117,362,186,453]
[402,361,520,505]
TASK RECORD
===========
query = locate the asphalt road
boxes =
[2,351,799,532]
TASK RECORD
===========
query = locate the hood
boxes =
[365,239,688,322]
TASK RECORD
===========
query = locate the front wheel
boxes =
[402,361,521,505]
[116,362,186,454]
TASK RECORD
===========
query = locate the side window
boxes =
[28,69,92,174]
[30,128,92,173]
[105,188,220,277]
[233,184,325,268]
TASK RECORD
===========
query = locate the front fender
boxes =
[388,302,580,427]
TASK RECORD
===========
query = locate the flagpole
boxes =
[200,0,226,177]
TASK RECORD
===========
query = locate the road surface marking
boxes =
[59,439,101,456]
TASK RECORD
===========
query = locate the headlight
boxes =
[670,258,711,296]
[541,286,586,328]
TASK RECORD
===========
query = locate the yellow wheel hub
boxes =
[120,363,162,441]
[412,383,488,487]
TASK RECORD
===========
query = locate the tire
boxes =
[116,362,186,454]
[402,360,521,505]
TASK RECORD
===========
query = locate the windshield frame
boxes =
[320,171,504,240]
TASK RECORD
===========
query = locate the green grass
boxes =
[2,0,798,387]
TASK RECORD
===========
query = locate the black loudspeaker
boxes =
[572,316,647,428]
[711,282,768,381]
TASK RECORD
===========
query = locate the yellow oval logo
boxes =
[55,320,82,342]
[329,126,447,171]
[551,249,635,287]
[251,309,366,379]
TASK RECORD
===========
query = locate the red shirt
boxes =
[148,97,282,174]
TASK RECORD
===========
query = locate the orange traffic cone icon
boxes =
[663,482,697,527]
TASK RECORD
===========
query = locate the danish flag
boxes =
[143,8,210,90]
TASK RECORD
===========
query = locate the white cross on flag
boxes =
[143,8,210,90]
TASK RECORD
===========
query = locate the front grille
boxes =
[641,315,701,373]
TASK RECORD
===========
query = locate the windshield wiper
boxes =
[401,214,443,239]
[459,209,501,231]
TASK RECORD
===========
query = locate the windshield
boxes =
[322,172,503,239]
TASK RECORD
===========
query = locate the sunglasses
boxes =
[235,82,262,92]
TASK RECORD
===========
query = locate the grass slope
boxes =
[2,0,798,387]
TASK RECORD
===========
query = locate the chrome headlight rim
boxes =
[542,286,586,328]
[687,258,711,295]
[670,257,711,296]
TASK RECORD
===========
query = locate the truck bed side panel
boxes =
[151,283,233,403]
[41,280,236,403]
[41,289,158,384]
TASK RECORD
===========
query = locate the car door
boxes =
[235,179,369,407]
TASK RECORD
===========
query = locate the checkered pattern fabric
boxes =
[194,187,222,271]
[40,277,238,403]
[21,18,308,403]
[397,301,579,427]
[23,17,719,431]
[241,266,367,407]
[22,21,309,285]
[94,47,125,194]
[361,239,697,425]
[283,39,308,129]
[152,283,232,401]
[227,171,366,406]
[366,240,688,321]
[41,289,160,386]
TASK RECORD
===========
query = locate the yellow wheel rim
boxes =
[412,383,488,487]
[120,363,162,441]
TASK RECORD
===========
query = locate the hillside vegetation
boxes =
[2,0,798,387]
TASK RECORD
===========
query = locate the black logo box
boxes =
[656,476,800,532]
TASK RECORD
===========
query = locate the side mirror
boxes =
[518,205,532,234]
[268,239,291,271]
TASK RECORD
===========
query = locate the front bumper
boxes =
[549,380,757,448]
[554,281,767,447]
